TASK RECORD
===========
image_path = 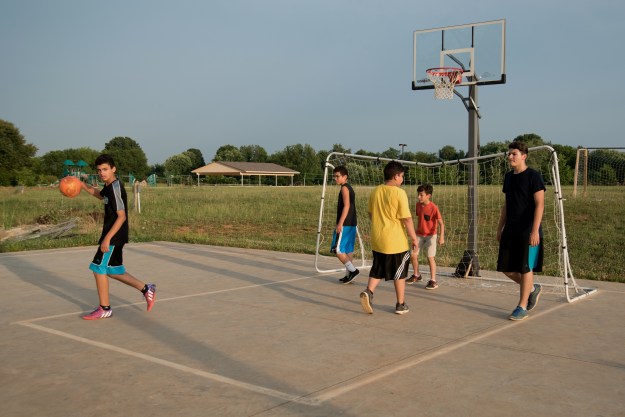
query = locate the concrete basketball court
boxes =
[1,241,624,417]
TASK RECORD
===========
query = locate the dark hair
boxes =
[333,166,348,177]
[509,141,529,155]
[95,154,116,168]
[383,161,405,181]
[417,183,434,195]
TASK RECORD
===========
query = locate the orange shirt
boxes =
[415,201,441,236]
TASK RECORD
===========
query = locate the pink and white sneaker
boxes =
[82,306,113,320]
[144,284,156,312]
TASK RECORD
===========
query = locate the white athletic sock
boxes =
[345,261,356,272]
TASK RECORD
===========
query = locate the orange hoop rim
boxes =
[426,67,463,77]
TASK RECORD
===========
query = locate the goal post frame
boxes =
[315,147,597,303]
[573,147,625,198]
[545,145,596,302]
[573,148,589,198]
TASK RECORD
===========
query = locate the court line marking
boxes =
[18,321,317,406]
[11,274,319,325]
[306,301,570,404]
[6,243,609,406]
[9,248,324,406]
[14,295,573,407]
[0,241,303,259]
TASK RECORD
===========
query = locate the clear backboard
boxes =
[412,19,506,90]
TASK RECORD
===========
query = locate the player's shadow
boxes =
[129,244,361,314]
[2,253,360,415]
[406,284,515,319]
[2,253,144,314]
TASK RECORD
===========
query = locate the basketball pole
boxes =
[454,83,481,277]
[466,84,480,276]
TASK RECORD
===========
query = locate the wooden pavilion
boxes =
[191,162,300,186]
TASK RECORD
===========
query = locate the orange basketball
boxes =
[59,176,82,198]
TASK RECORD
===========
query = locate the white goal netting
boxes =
[316,146,596,302]
[574,148,625,198]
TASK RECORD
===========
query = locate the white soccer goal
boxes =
[573,147,625,198]
[315,146,596,303]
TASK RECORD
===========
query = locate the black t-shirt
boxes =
[99,179,129,245]
[336,183,357,226]
[502,167,546,234]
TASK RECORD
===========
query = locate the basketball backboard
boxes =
[412,19,506,90]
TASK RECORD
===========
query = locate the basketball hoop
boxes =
[426,67,463,100]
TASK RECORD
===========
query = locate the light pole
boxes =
[399,143,407,159]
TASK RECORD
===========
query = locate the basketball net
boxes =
[426,67,463,100]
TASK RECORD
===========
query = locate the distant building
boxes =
[191,162,300,186]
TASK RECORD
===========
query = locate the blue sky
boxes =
[1,0,623,165]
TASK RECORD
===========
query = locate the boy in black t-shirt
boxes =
[80,154,156,320]
[496,142,545,321]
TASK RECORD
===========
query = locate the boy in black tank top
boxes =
[331,166,360,284]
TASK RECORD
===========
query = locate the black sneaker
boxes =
[425,280,439,290]
[527,284,542,311]
[343,269,360,284]
[406,274,422,284]
[360,288,374,314]
[395,303,410,315]
[338,275,348,283]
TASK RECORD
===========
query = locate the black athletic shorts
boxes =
[369,250,411,281]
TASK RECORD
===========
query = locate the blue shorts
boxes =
[331,226,357,254]
[89,244,126,275]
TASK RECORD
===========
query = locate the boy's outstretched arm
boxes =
[81,182,103,200]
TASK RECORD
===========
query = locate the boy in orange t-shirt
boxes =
[407,184,445,289]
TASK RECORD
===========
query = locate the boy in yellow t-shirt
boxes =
[360,161,419,315]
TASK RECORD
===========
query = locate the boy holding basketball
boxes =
[360,161,418,315]
[407,183,445,289]
[331,166,359,284]
[497,141,545,321]
[79,154,156,320]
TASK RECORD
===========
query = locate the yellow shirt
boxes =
[368,184,412,254]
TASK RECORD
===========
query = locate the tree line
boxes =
[1,118,622,186]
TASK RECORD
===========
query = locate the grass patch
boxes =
[1,185,623,282]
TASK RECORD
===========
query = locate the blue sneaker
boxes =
[527,284,542,311]
[509,306,528,321]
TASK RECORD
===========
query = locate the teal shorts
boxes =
[528,244,540,271]
[89,244,126,275]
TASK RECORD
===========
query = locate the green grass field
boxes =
[1,185,623,282]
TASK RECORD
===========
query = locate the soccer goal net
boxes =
[573,147,625,198]
[315,146,596,303]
